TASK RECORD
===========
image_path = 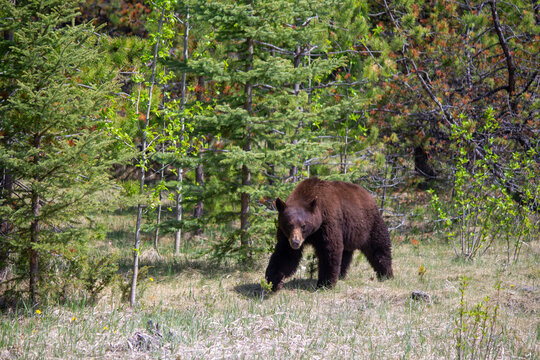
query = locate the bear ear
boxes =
[309,197,318,212]
[275,198,286,213]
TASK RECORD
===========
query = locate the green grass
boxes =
[1,232,539,359]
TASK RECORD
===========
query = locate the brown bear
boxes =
[265,177,393,291]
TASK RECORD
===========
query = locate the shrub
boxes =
[429,110,538,261]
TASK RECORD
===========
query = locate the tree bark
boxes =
[289,45,302,182]
[240,26,254,254]
[174,6,190,254]
[174,168,182,255]
[29,191,40,305]
[192,76,205,236]
[414,146,437,179]
[154,85,168,253]
[130,4,166,307]
[193,163,204,236]
[0,138,13,238]
[1,26,14,243]
[489,0,516,112]
[29,133,41,305]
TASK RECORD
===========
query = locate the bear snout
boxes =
[289,228,304,249]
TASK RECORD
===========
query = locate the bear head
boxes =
[275,197,322,250]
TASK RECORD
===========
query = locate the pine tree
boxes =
[188,0,347,260]
[0,0,119,303]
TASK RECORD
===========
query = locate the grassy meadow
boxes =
[1,205,539,360]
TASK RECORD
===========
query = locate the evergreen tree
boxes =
[0,0,120,303]
[188,0,349,259]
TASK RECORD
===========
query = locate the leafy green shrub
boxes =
[77,255,119,303]
[120,265,152,304]
[429,110,538,261]
[455,277,505,360]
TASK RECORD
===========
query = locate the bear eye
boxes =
[301,224,306,231]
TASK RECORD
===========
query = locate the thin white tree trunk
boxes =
[175,8,190,255]
[154,79,168,253]
[130,5,166,307]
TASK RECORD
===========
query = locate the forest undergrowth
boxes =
[1,195,538,360]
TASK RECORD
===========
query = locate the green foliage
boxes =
[79,255,119,303]
[455,277,505,360]
[0,0,123,303]
[429,111,538,261]
[3,0,536,276]
[182,0,395,263]
[259,278,273,301]
[306,252,317,279]
[120,265,152,303]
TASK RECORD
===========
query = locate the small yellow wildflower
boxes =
[149,277,154,282]
[35,309,41,315]
[71,316,76,322]
[103,326,108,330]
[510,284,515,287]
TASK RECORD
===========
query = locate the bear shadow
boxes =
[234,278,318,300]
[282,278,318,292]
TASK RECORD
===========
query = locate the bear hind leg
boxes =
[363,218,393,280]
[364,246,393,280]
[361,239,393,280]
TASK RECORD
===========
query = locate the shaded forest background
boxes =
[0,0,538,306]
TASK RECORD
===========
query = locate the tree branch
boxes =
[489,0,516,111]
[410,59,453,125]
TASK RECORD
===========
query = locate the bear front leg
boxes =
[314,234,343,288]
[265,230,303,291]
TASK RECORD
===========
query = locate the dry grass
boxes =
[1,204,539,359]
[1,233,538,359]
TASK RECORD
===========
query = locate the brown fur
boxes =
[265,178,393,291]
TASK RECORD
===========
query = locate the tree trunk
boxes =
[193,162,204,236]
[154,59,172,252]
[489,0,517,112]
[266,141,275,186]
[193,75,205,237]
[0,137,13,238]
[154,117,166,253]
[2,22,13,41]
[174,7,190,255]
[130,202,143,307]
[29,133,41,305]
[0,164,12,281]
[414,146,436,179]
[240,33,254,254]
[240,163,251,250]
[290,45,302,182]
[174,168,182,255]
[130,4,166,307]
[341,124,349,174]
[153,184,162,252]
[29,190,40,305]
